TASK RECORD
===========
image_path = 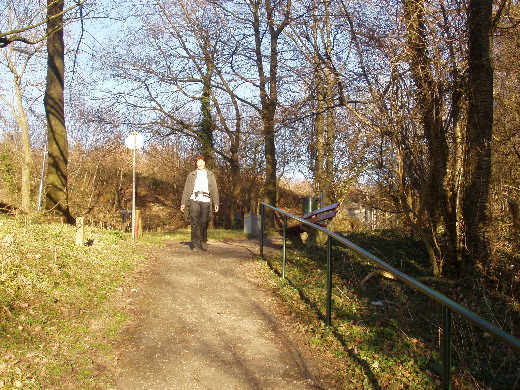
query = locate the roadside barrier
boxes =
[259,202,520,390]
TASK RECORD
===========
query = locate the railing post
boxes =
[326,236,332,327]
[282,215,287,279]
[442,306,452,390]
[260,203,264,258]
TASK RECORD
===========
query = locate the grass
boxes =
[1,217,517,389]
[260,247,438,389]
[0,215,147,389]
[259,230,519,390]
[0,220,249,389]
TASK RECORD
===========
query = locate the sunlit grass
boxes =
[0,218,254,388]
[0,215,146,389]
[1,217,515,389]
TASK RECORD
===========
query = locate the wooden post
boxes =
[134,209,142,238]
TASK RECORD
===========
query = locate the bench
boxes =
[278,202,340,245]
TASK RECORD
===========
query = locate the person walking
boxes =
[180,155,219,252]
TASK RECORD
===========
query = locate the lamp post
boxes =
[125,132,144,238]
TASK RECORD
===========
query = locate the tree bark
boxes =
[44,0,74,224]
[463,0,493,266]
[200,61,215,167]
[315,64,326,201]
[252,0,291,227]
[15,83,32,213]
[403,0,455,275]
[313,63,335,207]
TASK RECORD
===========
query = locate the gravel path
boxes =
[113,239,334,390]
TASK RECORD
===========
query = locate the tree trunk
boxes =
[14,79,32,213]
[463,0,493,267]
[200,71,214,166]
[323,66,336,206]
[313,64,335,206]
[402,0,465,276]
[252,0,290,228]
[315,65,326,201]
[262,114,277,228]
[44,0,74,224]
[309,0,335,207]
[228,149,242,229]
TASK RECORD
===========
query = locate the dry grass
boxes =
[260,229,519,389]
[0,220,249,389]
[1,215,517,389]
[0,215,147,389]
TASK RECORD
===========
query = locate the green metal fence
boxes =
[259,202,520,390]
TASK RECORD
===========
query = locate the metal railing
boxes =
[259,202,520,390]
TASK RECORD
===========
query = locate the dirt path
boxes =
[113,239,337,390]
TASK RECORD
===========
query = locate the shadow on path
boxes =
[114,240,335,390]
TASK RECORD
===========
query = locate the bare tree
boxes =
[102,0,246,227]
[462,0,494,267]
[398,0,495,275]
[0,0,87,47]
[0,0,86,214]
[250,0,291,226]
[201,0,293,226]
[286,0,343,206]
[492,0,520,234]
[0,3,46,212]
[44,0,74,223]
[310,0,497,276]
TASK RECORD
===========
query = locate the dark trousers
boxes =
[189,200,210,248]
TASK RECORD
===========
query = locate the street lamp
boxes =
[125,132,144,238]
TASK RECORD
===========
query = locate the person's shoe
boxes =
[201,242,208,251]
